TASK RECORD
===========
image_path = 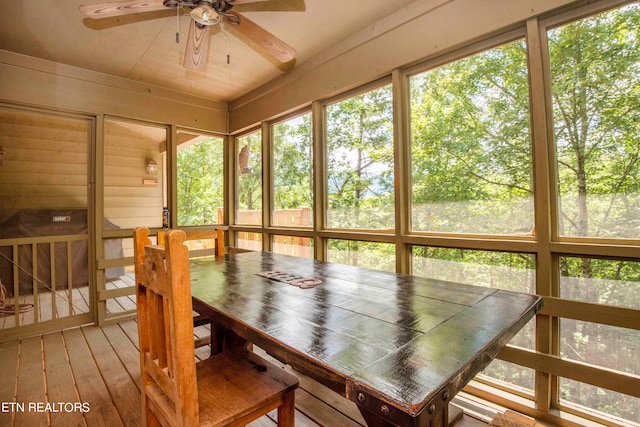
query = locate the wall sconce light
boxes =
[146,158,159,175]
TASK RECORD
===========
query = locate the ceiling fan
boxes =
[79,0,300,70]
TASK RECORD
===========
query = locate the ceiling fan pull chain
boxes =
[175,5,180,44]
[222,23,231,64]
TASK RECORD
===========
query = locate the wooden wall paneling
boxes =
[103,119,165,230]
[0,109,88,219]
[0,52,228,134]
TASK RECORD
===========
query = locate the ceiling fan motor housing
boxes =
[162,0,234,12]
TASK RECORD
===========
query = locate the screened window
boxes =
[560,319,639,377]
[272,113,313,227]
[222,4,640,425]
[272,235,313,259]
[412,246,536,391]
[327,240,395,272]
[412,246,536,345]
[550,4,640,239]
[177,132,224,226]
[548,5,640,422]
[559,378,640,422]
[560,257,640,310]
[409,40,533,235]
[326,84,395,230]
[236,231,262,251]
[236,131,262,225]
[412,246,536,293]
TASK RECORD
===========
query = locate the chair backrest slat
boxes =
[134,227,199,427]
[157,228,225,257]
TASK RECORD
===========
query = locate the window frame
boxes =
[224,1,640,424]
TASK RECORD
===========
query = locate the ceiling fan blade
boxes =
[234,0,305,12]
[79,0,167,19]
[82,9,174,30]
[227,10,295,65]
[229,0,271,4]
[183,20,211,71]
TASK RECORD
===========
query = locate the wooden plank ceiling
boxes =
[0,0,417,103]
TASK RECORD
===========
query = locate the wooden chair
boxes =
[134,227,299,427]
[158,228,225,353]
[158,228,225,257]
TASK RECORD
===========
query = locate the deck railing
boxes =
[2,208,315,336]
[0,234,92,341]
[220,207,313,257]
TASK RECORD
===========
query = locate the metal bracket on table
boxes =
[354,388,451,427]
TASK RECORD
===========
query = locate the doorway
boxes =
[0,107,94,341]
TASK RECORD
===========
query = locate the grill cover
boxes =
[0,209,124,296]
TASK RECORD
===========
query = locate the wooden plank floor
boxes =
[0,319,494,427]
[0,287,91,330]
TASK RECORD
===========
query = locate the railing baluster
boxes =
[67,241,73,315]
[50,242,57,320]
[13,245,19,326]
[33,243,39,323]
[1,233,91,338]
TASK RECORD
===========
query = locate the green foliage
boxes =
[326,85,395,229]
[273,114,313,212]
[410,40,534,233]
[177,137,224,226]
[328,239,396,272]
[551,4,640,238]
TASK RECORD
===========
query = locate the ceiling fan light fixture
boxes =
[190,3,220,26]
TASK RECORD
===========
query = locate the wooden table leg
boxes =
[358,406,398,427]
[211,324,248,354]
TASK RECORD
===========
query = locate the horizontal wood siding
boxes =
[0,109,88,224]
[0,52,228,134]
[103,120,164,231]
